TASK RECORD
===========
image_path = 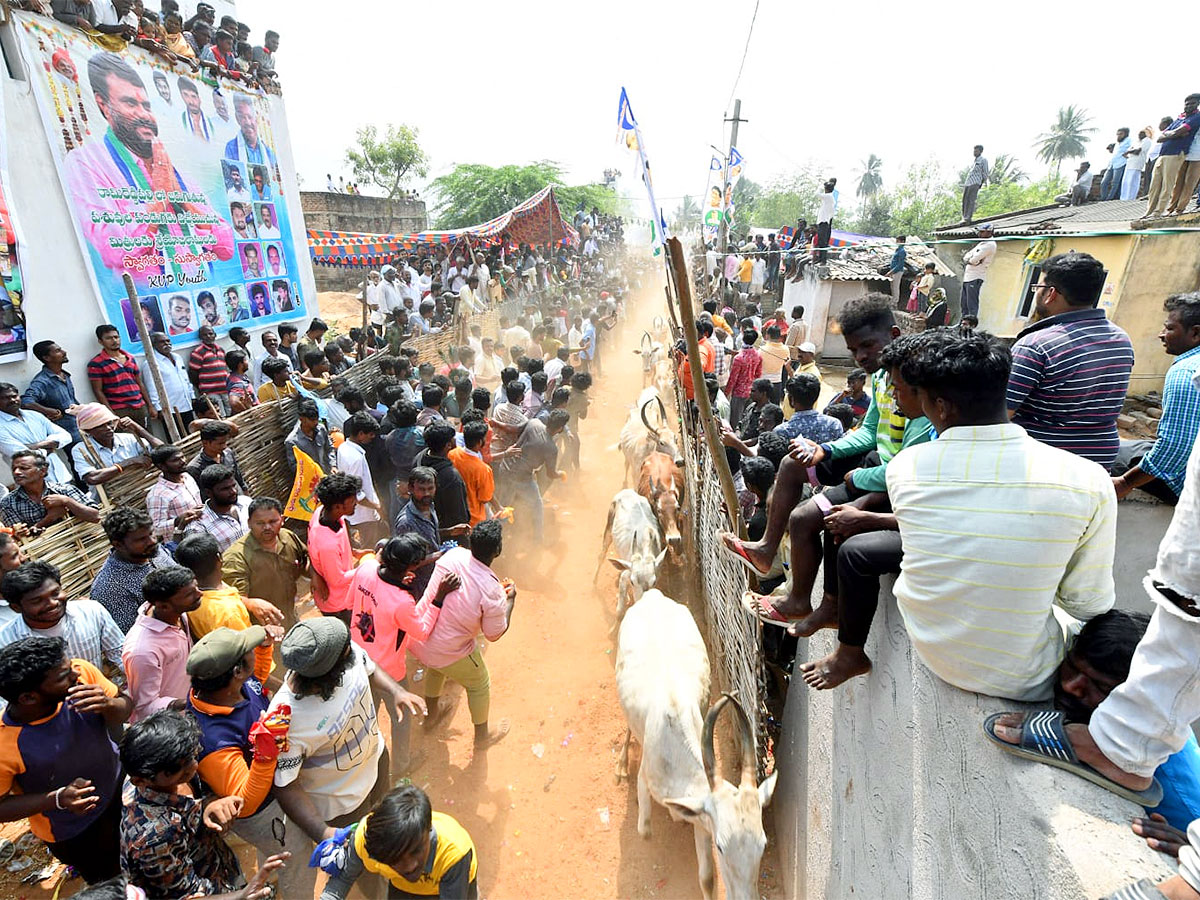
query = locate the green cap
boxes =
[187,625,267,679]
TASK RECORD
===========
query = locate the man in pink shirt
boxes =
[412,520,516,751]
[308,473,373,626]
[63,53,235,287]
[121,565,201,721]
[348,534,459,776]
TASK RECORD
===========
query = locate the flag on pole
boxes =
[709,154,724,172]
[727,146,745,184]
[283,447,324,521]
[617,87,668,250]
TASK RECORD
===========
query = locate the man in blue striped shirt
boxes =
[1113,292,1200,504]
[1006,251,1134,468]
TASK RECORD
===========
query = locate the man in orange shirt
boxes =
[449,421,500,525]
[678,319,717,400]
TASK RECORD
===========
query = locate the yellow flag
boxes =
[283,447,324,521]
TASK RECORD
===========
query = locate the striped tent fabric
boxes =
[307,186,580,267]
[777,226,880,249]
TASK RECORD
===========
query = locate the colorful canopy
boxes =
[307,186,580,267]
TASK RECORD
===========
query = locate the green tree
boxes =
[857,154,884,198]
[973,174,1067,220]
[729,177,761,232]
[988,153,1027,186]
[748,167,822,229]
[345,124,429,200]
[886,162,959,237]
[1035,106,1096,178]
[430,162,619,230]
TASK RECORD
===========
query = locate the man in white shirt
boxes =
[1070,161,1095,206]
[475,338,505,392]
[0,382,73,486]
[378,266,404,320]
[815,177,838,262]
[888,328,1115,701]
[143,331,195,424]
[447,257,468,294]
[469,253,490,300]
[959,223,996,319]
[336,412,385,546]
[251,331,292,388]
[458,276,486,315]
[1121,127,1154,200]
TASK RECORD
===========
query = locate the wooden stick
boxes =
[667,236,743,538]
[122,274,182,443]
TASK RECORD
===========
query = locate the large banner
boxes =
[15,12,307,353]
[0,80,29,362]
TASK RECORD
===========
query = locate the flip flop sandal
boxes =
[983,710,1163,807]
[1103,878,1170,900]
[741,590,802,629]
[719,534,771,577]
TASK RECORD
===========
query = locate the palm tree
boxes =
[857,154,884,198]
[989,153,1027,186]
[1034,106,1097,178]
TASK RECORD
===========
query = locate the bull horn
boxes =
[641,330,653,351]
[701,694,733,788]
[727,692,758,785]
[655,396,668,429]
[640,399,656,434]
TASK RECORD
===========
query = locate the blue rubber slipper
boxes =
[983,710,1163,807]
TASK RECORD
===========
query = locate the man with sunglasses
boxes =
[1007,251,1134,467]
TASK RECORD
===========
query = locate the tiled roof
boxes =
[816,238,956,282]
[934,199,1151,237]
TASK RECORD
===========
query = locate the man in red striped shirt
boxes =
[87,324,155,430]
[188,325,230,415]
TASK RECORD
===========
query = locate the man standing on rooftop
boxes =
[962,144,989,224]
[1006,251,1133,468]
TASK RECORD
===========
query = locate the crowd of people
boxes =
[0,223,636,896]
[21,0,282,91]
[688,243,1200,897]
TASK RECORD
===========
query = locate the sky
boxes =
[235,0,1198,223]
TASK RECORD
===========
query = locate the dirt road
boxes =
[407,287,735,900]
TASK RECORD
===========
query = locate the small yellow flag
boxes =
[283,447,324,521]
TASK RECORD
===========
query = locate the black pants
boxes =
[47,789,123,883]
[816,221,832,262]
[813,451,881,595]
[836,530,903,647]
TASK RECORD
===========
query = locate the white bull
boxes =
[633,331,665,389]
[618,386,679,485]
[594,489,667,621]
[616,590,778,900]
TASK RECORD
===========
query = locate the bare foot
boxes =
[424,703,452,731]
[800,645,872,690]
[475,718,511,749]
[786,594,839,638]
[720,532,773,575]
[991,714,1154,792]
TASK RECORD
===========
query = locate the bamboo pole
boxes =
[123,274,182,443]
[666,236,743,537]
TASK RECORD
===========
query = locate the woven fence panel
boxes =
[668,370,768,769]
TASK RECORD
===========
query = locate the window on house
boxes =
[1017,264,1042,318]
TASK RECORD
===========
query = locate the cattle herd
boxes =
[602,378,777,899]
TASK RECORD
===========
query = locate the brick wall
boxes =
[300,191,429,291]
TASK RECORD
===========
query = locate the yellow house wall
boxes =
[965,232,1200,394]
[1110,232,1200,393]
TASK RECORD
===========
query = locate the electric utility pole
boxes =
[718,99,747,293]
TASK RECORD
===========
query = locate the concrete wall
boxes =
[774,579,1176,900]
[300,192,428,291]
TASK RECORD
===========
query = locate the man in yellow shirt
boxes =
[175,532,283,641]
[257,358,297,403]
[737,255,753,294]
[794,341,822,379]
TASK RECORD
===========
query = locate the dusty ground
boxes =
[400,285,781,900]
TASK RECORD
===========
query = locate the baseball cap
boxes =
[187,625,267,679]
[798,341,817,354]
[281,618,350,678]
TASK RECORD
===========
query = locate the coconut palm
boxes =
[857,154,884,198]
[989,153,1028,186]
[673,194,700,231]
[1034,106,1097,178]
